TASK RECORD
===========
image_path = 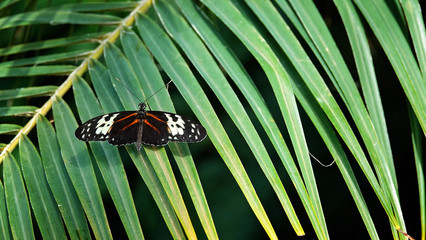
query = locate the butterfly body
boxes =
[75,102,206,149]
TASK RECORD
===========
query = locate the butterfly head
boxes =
[138,102,147,114]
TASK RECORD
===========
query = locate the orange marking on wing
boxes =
[146,113,167,123]
[144,119,160,133]
[112,119,139,133]
[109,113,139,133]
[146,113,170,133]
[115,113,138,123]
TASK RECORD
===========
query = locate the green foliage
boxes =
[0,0,424,239]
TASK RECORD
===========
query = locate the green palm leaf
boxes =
[19,134,67,239]
[0,0,424,239]
[36,114,91,239]
[3,154,34,239]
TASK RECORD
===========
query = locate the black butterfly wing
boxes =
[138,112,169,146]
[106,112,140,146]
[75,111,139,146]
[142,111,207,146]
[75,109,207,148]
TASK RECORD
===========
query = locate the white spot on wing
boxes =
[165,113,185,136]
[95,113,119,135]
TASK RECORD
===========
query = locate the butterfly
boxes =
[75,102,207,150]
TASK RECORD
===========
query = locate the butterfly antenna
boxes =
[114,78,173,110]
[114,78,144,103]
[143,80,173,104]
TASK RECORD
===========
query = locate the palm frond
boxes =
[3,153,34,239]
[0,0,424,239]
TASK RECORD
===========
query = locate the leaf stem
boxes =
[0,0,152,164]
